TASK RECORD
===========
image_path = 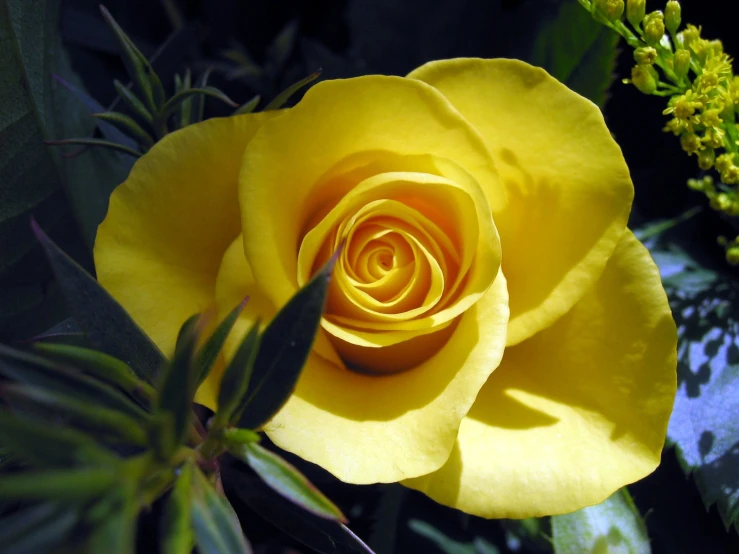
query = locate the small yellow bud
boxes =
[674,49,691,79]
[644,11,666,45]
[627,0,646,27]
[723,165,739,185]
[631,64,657,94]
[715,153,735,173]
[687,177,704,191]
[726,246,739,266]
[698,147,715,170]
[594,0,625,22]
[715,193,733,211]
[708,40,724,56]
[680,132,701,154]
[681,24,701,49]
[665,1,681,35]
[634,46,658,65]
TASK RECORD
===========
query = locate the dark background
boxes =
[58,1,739,552]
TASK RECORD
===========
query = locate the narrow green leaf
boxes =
[231,442,346,522]
[409,520,499,554]
[0,503,77,554]
[33,342,155,404]
[160,87,239,121]
[191,467,252,554]
[93,112,155,148]
[264,69,322,110]
[0,411,117,466]
[218,320,260,422]
[31,220,166,382]
[177,70,194,128]
[266,20,298,73]
[233,94,261,115]
[0,468,116,500]
[113,79,154,123]
[156,317,199,454]
[197,298,249,387]
[222,428,260,445]
[551,488,650,554]
[2,383,148,445]
[161,461,195,554]
[85,487,138,554]
[100,5,166,111]
[0,343,150,422]
[237,251,337,430]
[193,68,214,123]
[44,137,141,158]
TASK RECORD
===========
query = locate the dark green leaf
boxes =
[84,486,138,554]
[233,95,261,115]
[222,428,260,445]
[367,485,405,554]
[218,320,260,422]
[197,298,248,387]
[160,461,195,554]
[27,317,85,342]
[645,234,739,530]
[237,252,337,429]
[33,342,155,404]
[45,137,142,158]
[0,411,117,466]
[0,503,78,554]
[0,343,150,421]
[175,70,194,128]
[114,79,154,123]
[265,69,322,111]
[191,467,252,554]
[100,5,166,111]
[32,220,166,381]
[230,442,346,522]
[93,111,154,148]
[0,468,117,500]
[224,464,375,554]
[520,1,619,107]
[551,488,649,554]
[409,520,499,554]
[155,316,199,454]
[2,383,148,445]
[193,68,214,123]
[266,20,298,74]
[159,87,239,121]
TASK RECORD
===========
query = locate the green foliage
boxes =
[409,519,499,554]
[551,489,650,554]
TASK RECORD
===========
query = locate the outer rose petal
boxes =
[404,231,677,518]
[94,113,279,358]
[408,58,634,345]
[214,237,509,483]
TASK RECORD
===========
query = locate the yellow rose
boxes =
[95,58,677,517]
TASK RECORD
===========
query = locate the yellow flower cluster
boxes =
[581,0,739,263]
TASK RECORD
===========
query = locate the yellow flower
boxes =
[95,59,677,518]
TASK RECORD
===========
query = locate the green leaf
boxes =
[45,137,142,158]
[0,503,78,554]
[408,520,499,554]
[521,0,619,107]
[159,87,239,121]
[191,467,252,554]
[233,94,261,115]
[1,383,148,445]
[551,488,650,554]
[155,316,199,456]
[230,441,346,522]
[644,233,739,530]
[93,111,154,148]
[160,461,195,554]
[84,486,138,554]
[114,79,154,123]
[218,320,260,422]
[237,252,337,430]
[0,411,117,466]
[100,5,166,112]
[197,298,249,387]
[0,468,117,500]
[265,69,322,110]
[33,342,155,404]
[32,220,166,381]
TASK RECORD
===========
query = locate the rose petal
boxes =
[95,113,280,355]
[408,58,634,345]
[404,231,677,517]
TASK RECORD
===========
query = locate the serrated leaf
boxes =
[645,235,739,529]
[191,467,252,554]
[0,468,117,500]
[0,411,117,467]
[32,220,166,381]
[197,298,248,387]
[230,442,346,522]
[264,69,321,110]
[519,0,619,107]
[236,252,336,430]
[409,519,499,554]
[551,488,650,554]
[160,461,195,554]
[224,462,375,554]
[0,502,77,554]
[218,320,260,422]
